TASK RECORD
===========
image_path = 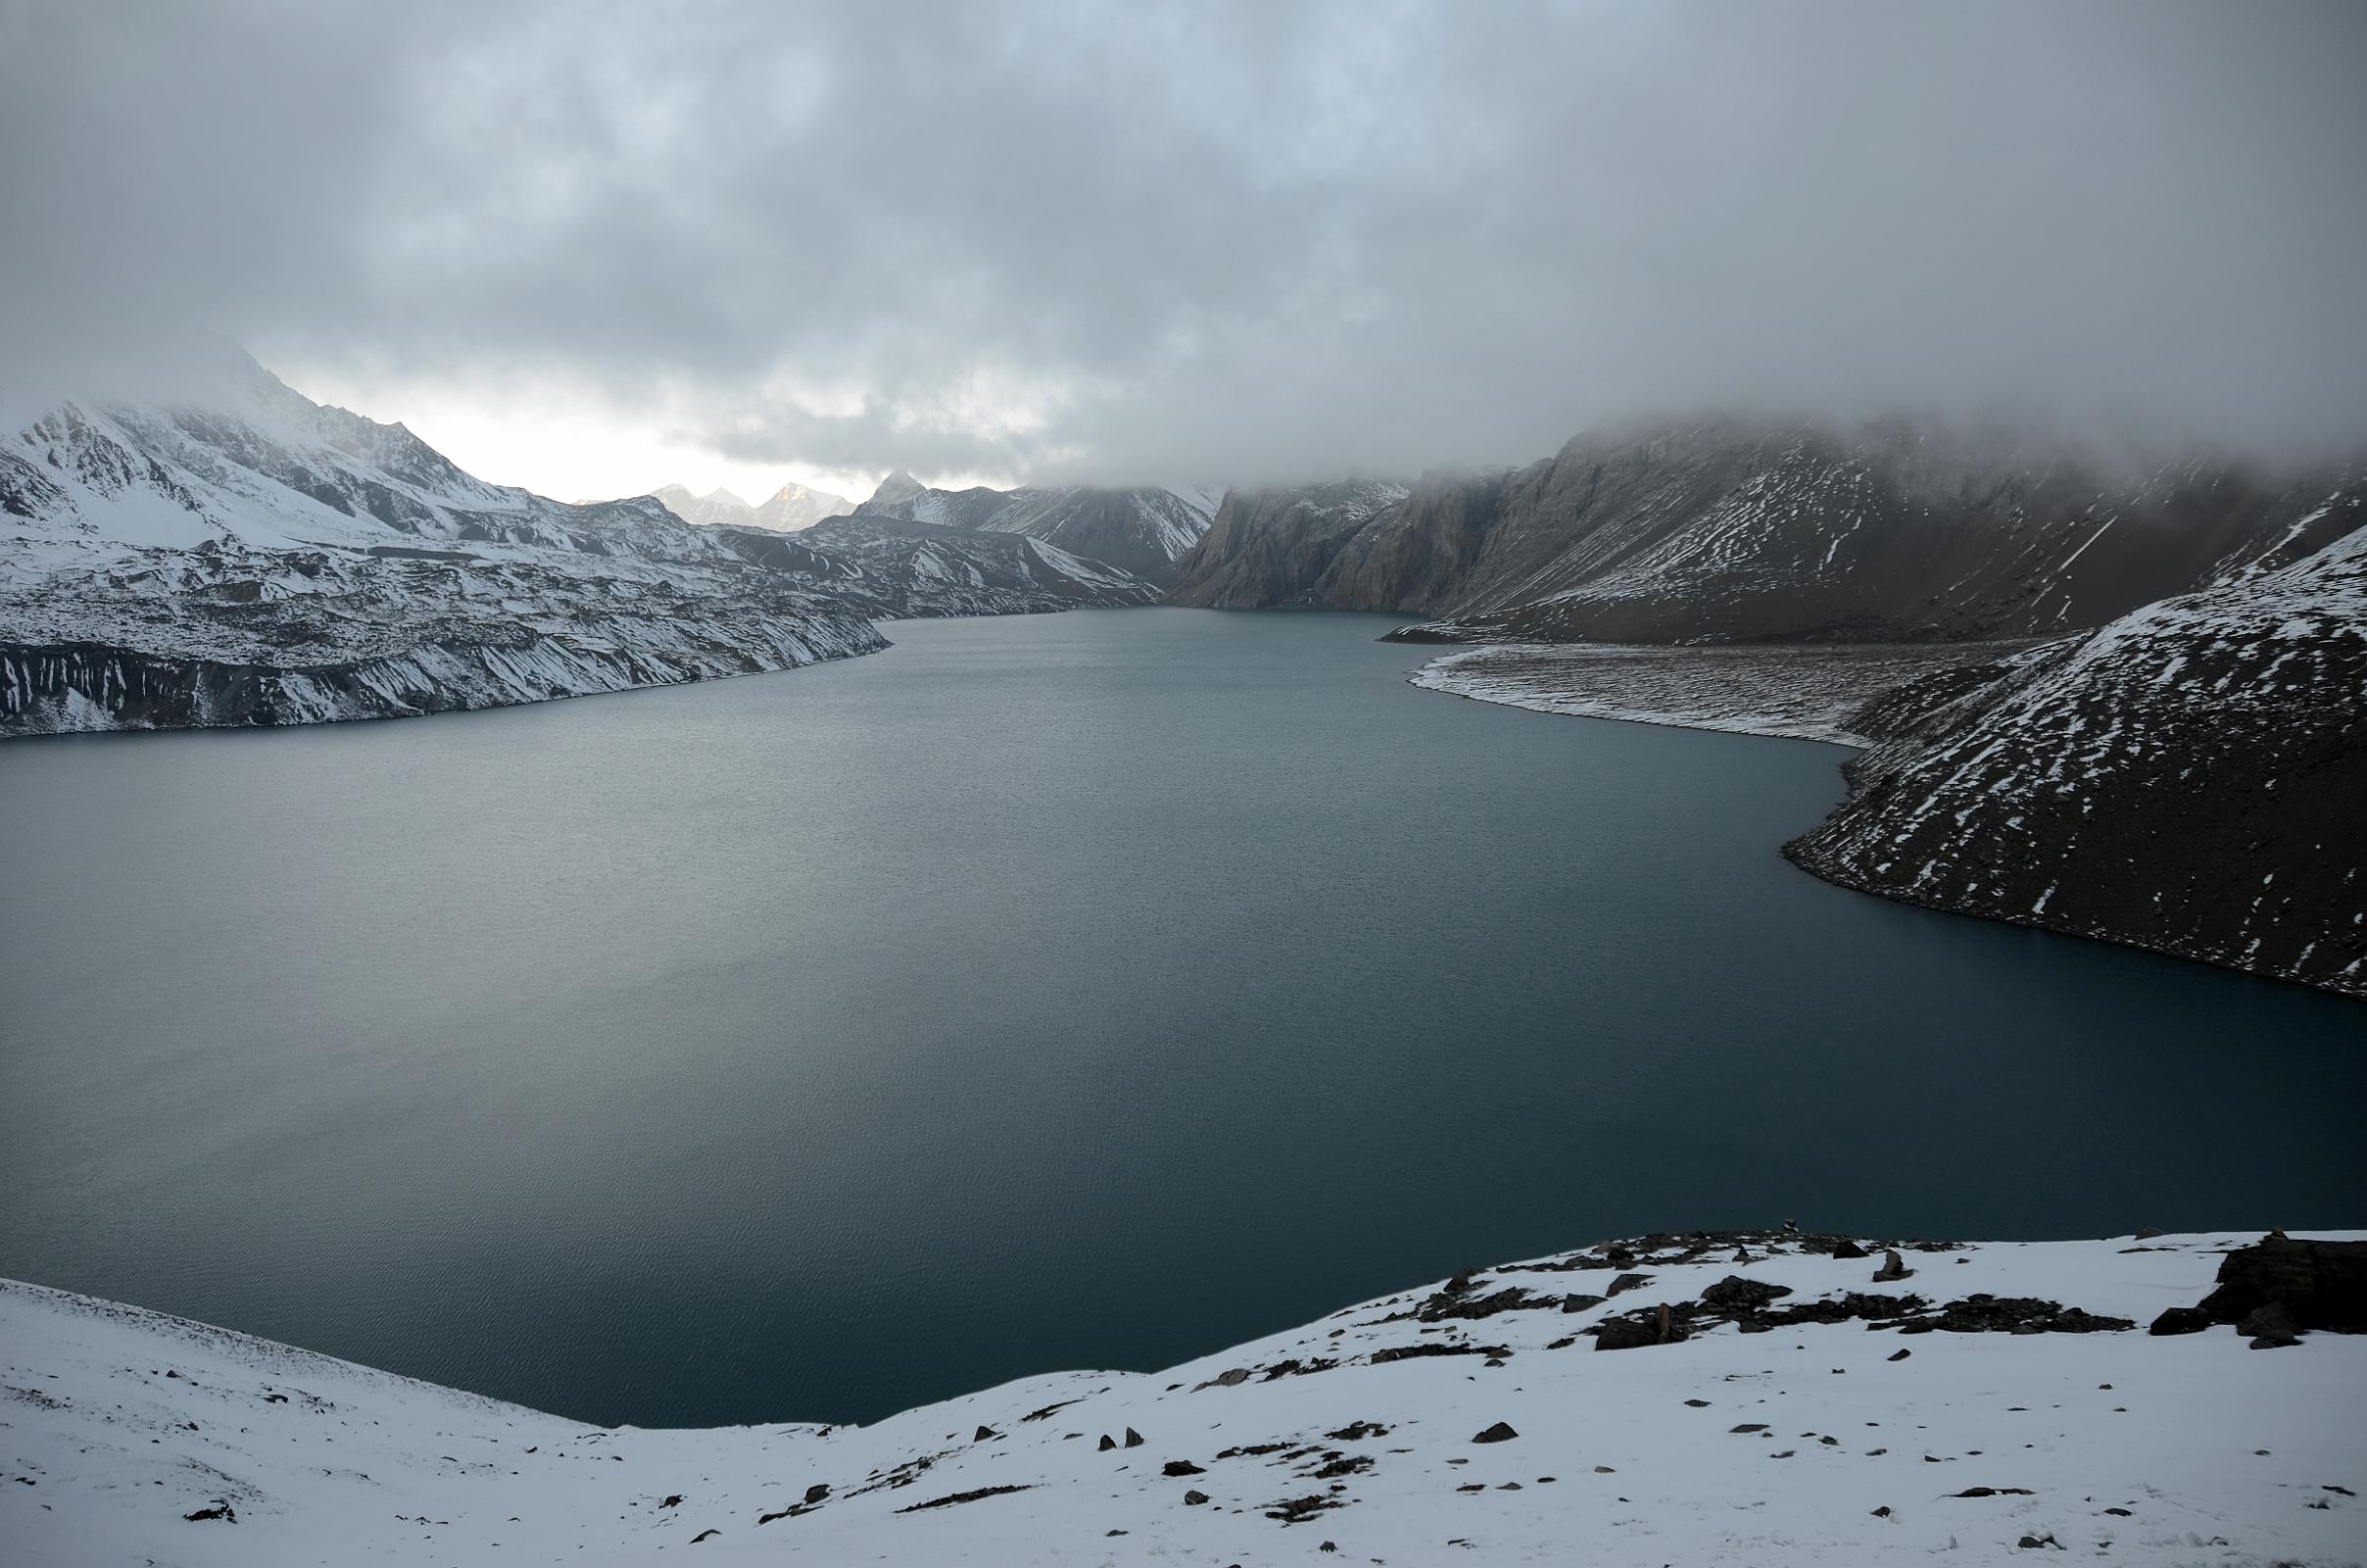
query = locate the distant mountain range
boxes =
[648,480,854,532]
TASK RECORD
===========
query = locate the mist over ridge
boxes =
[3,1,2364,492]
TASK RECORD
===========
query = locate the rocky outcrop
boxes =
[1784,522,2367,997]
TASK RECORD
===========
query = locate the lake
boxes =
[1,607,2359,1429]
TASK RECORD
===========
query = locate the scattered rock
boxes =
[1124,1428,1145,1448]
[1888,1348,1910,1361]
[2017,1532,2061,1549]
[973,1426,997,1442]
[1560,1295,1606,1314]
[805,1484,829,1505]
[2147,1306,2210,1336]
[1472,1421,1519,1444]
[1835,1240,1870,1259]
[1098,1435,1116,1451]
[661,1494,683,1508]
[691,1529,719,1544]
[1325,1421,1390,1442]
[183,1504,235,1523]
[1183,1490,1208,1505]
[1163,1460,1206,1477]
[1730,1423,1770,1435]
[1870,1505,1892,1517]
[1685,1398,1711,1407]
[894,1484,1033,1514]
[1607,1272,1652,1297]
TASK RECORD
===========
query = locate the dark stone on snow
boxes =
[1701,1275,1796,1310]
[1560,1294,1606,1314]
[1163,1460,1206,1477]
[183,1504,235,1522]
[2198,1234,2367,1331]
[1888,1348,1911,1361]
[691,1529,719,1544]
[804,1484,829,1504]
[1606,1272,1652,1297]
[2148,1306,2211,1336]
[1098,1435,1116,1451]
[1834,1240,1870,1259]
[895,1483,1034,1514]
[973,1426,997,1442]
[1184,1489,1209,1504]
[1472,1421,1519,1444]
[1124,1428,1145,1448]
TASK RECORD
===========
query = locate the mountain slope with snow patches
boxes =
[1784,515,2367,997]
[5,1230,2360,1566]
[854,470,1219,586]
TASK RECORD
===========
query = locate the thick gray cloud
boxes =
[4,0,2363,485]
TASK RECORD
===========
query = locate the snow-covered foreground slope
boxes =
[6,1232,2362,1566]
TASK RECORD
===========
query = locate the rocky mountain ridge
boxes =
[1167,418,2361,645]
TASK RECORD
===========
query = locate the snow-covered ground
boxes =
[6,1231,2360,1565]
[1406,641,2021,746]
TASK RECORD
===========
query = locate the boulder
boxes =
[2197,1234,2367,1331]
[1701,1275,1796,1310]
[2147,1306,2210,1336]
[1472,1421,1518,1444]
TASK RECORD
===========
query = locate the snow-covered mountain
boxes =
[649,480,857,532]
[6,1227,2360,1565]
[753,479,855,531]
[0,353,1148,737]
[1167,418,2362,643]
[647,483,761,528]
[854,470,1220,585]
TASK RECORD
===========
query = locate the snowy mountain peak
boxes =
[868,467,925,508]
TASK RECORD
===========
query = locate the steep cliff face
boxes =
[1784,517,2367,996]
[1166,417,2363,645]
[1162,479,1411,607]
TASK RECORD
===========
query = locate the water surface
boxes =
[2,609,2358,1427]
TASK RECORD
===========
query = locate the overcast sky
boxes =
[4,0,2363,500]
